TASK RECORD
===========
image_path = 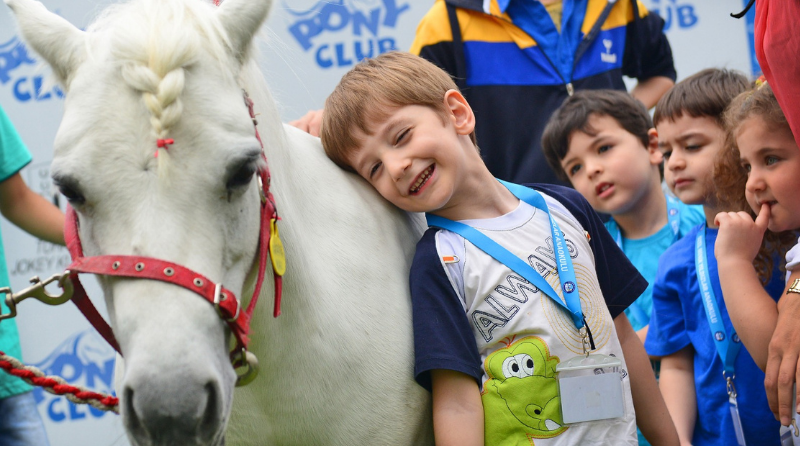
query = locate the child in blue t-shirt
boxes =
[542,90,705,345]
[646,69,783,445]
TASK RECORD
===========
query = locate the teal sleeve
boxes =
[0,105,33,182]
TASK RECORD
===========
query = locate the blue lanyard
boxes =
[695,225,741,374]
[425,180,586,331]
[609,193,683,249]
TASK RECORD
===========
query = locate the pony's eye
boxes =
[226,163,256,190]
[57,184,85,205]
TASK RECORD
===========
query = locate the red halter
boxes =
[60,92,281,385]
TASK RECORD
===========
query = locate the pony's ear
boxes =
[216,0,273,64]
[5,0,86,89]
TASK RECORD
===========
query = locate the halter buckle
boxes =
[213,283,240,323]
[0,271,74,321]
[257,175,268,204]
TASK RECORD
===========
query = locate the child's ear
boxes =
[647,128,662,165]
[443,89,475,136]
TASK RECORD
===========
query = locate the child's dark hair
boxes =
[715,82,796,284]
[653,68,749,127]
[542,89,653,182]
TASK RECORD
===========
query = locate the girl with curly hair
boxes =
[714,81,800,382]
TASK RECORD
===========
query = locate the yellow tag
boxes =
[269,218,286,276]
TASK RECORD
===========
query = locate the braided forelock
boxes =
[93,0,235,171]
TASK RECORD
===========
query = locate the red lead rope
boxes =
[0,350,119,413]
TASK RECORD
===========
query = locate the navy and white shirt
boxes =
[410,184,646,445]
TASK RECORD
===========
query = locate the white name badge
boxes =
[556,354,625,424]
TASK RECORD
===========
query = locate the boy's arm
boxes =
[715,207,777,370]
[631,76,674,110]
[658,346,696,445]
[431,369,484,446]
[635,324,648,345]
[0,173,65,245]
[614,314,679,445]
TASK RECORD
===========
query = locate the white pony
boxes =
[6,0,432,444]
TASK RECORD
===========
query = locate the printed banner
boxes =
[0,0,754,445]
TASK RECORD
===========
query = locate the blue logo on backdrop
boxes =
[285,0,410,69]
[0,35,64,102]
[30,330,116,422]
[651,0,699,32]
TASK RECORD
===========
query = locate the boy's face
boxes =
[738,116,800,232]
[657,115,726,206]
[561,114,661,215]
[347,93,476,215]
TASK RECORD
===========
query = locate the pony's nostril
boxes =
[123,386,150,444]
[198,381,223,441]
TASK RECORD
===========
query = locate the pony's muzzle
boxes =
[123,374,224,445]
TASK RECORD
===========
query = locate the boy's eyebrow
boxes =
[378,117,405,139]
[561,134,606,166]
[659,131,708,145]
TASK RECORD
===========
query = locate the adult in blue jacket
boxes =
[409,0,676,185]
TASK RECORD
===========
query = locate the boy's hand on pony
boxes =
[289,109,324,137]
[714,202,769,264]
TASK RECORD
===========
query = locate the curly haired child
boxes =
[714,81,800,429]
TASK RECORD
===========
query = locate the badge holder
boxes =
[554,328,626,424]
[780,384,800,446]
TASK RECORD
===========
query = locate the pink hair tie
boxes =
[155,138,174,157]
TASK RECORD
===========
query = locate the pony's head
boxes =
[6,0,277,444]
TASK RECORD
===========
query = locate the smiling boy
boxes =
[542,90,704,345]
[320,51,678,446]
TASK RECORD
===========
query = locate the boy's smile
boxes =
[657,115,726,206]
[409,164,435,195]
[561,114,661,216]
[737,116,800,232]
[348,93,494,219]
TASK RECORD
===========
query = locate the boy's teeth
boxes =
[411,166,432,192]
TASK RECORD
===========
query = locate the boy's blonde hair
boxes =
[321,51,477,171]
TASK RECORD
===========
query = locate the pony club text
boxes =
[0,35,63,102]
[285,0,410,69]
